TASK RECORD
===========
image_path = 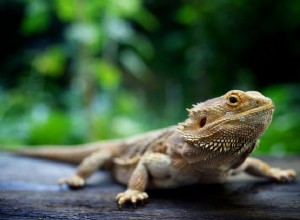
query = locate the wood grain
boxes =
[0,153,299,219]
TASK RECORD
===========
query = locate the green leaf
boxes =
[107,0,140,17]
[93,59,121,90]
[21,0,50,35]
[176,5,199,25]
[54,0,75,22]
[32,46,66,77]
[65,23,102,49]
[29,108,71,145]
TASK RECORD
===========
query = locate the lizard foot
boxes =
[116,189,148,209]
[58,175,85,188]
[269,168,296,182]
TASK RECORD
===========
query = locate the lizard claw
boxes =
[269,168,296,182]
[58,175,85,188]
[116,189,148,209]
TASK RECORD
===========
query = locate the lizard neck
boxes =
[170,131,258,173]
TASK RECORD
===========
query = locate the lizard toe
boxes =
[58,175,85,188]
[116,189,149,209]
[270,168,297,183]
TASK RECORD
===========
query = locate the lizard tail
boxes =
[16,140,121,164]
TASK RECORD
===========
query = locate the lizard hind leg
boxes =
[58,149,113,188]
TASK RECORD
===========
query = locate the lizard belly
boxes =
[113,155,229,188]
[113,153,199,189]
[113,164,136,185]
[145,153,199,188]
[148,169,200,189]
[148,165,228,187]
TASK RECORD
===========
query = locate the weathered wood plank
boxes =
[0,153,299,219]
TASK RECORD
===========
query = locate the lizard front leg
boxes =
[230,157,296,182]
[58,149,112,188]
[116,152,172,208]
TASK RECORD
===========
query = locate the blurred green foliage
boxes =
[0,0,299,155]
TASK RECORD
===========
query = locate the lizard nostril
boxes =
[199,117,207,128]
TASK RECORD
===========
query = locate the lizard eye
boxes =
[229,96,238,103]
[227,94,240,107]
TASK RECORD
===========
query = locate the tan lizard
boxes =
[18,90,296,208]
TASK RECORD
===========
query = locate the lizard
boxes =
[17,90,297,208]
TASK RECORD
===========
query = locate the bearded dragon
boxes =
[18,90,296,208]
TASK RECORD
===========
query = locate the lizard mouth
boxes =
[229,102,275,121]
[199,102,275,130]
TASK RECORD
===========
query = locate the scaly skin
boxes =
[17,90,297,208]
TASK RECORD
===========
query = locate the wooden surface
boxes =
[0,153,299,220]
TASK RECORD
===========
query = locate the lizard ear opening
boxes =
[199,117,207,128]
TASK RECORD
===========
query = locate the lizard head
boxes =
[177,90,275,156]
